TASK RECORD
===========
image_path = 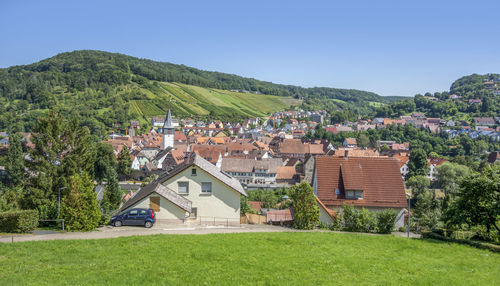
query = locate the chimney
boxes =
[344,149,349,158]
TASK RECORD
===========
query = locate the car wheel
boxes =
[114,220,122,227]
[144,221,153,228]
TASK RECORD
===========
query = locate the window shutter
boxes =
[150,197,161,212]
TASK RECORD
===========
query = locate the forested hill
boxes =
[0,50,389,101]
[374,73,500,120]
[0,50,399,134]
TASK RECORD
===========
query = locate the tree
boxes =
[408,148,428,178]
[101,170,121,212]
[435,162,470,197]
[414,190,441,230]
[61,172,101,231]
[24,112,96,212]
[406,175,430,202]
[5,133,24,187]
[445,165,500,237]
[240,196,256,215]
[290,182,318,229]
[117,146,132,177]
[93,142,116,183]
[357,133,370,148]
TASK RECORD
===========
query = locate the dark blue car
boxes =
[111,208,156,228]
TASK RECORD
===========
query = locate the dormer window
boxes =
[191,168,197,176]
[345,190,363,199]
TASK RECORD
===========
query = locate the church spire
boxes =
[163,108,173,129]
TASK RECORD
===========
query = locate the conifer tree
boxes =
[5,133,24,187]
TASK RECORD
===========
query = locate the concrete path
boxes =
[0,224,293,243]
[0,224,420,243]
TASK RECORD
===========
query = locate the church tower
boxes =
[161,108,174,150]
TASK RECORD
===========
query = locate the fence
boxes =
[245,214,267,224]
[197,216,241,226]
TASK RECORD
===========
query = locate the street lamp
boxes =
[58,186,67,218]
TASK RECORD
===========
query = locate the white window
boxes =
[201,182,212,194]
[191,168,197,176]
[178,181,189,194]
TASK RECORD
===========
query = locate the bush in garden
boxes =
[359,208,377,232]
[0,210,39,233]
[376,209,397,234]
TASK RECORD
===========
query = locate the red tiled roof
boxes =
[248,201,262,212]
[276,166,296,180]
[315,156,406,208]
[174,131,187,141]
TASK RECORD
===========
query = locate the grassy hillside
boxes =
[0,232,498,285]
[128,82,297,125]
[0,50,394,134]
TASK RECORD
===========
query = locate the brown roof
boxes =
[276,166,296,180]
[307,144,325,155]
[344,138,357,145]
[334,149,379,157]
[226,142,258,153]
[266,208,293,223]
[392,155,409,168]
[280,139,305,154]
[248,201,262,212]
[315,156,406,208]
[174,131,187,141]
[191,145,226,164]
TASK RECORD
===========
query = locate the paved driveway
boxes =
[0,224,293,243]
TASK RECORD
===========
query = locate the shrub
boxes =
[0,210,39,233]
[329,216,342,231]
[341,205,376,233]
[398,226,407,232]
[290,182,319,230]
[376,209,397,234]
[342,204,361,232]
[359,208,377,232]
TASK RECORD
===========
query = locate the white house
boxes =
[120,154,246,224]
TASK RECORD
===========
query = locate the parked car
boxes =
[111,208,156,228]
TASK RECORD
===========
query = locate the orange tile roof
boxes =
[315,156,406,208]
[276,166,296,180]
[248,201,262,212]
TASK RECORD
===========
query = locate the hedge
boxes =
[421,231,500,253]
[0,210,39,233]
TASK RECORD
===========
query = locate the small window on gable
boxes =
[202,182,212,194]
[192,168,197,176]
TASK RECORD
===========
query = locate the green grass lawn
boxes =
[0,232,498,285]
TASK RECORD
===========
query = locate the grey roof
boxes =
[221,158,283,174]
[120,182,192,212]
[163,108,173,129]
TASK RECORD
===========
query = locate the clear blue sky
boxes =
[1,0,499,97]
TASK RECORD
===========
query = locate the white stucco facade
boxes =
[161,166,241,221]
